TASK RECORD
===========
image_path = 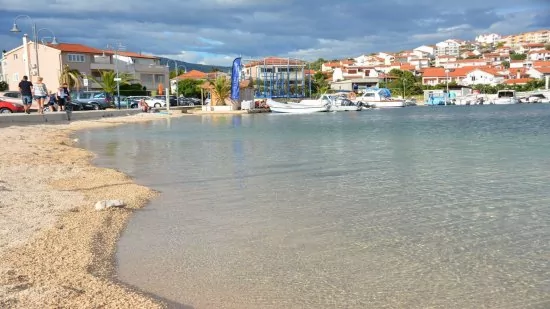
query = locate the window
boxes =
[67,54,85,62]
[12,73,19,82]
[13,54,18,60]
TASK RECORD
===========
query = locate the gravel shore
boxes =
[0,113,187,308]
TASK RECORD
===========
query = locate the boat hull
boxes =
[365,101,405,108]
[270,106,329,114]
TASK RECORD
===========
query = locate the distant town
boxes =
[1,29,549,99]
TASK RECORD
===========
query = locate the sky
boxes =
[1,0,549,66]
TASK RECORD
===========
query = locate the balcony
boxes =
[90,63,115,70]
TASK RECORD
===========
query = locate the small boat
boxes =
[269,105,329,114]
[266,99,329,113]
[329,96,362,111]
[355,88,405,108]
[491,90,519,105]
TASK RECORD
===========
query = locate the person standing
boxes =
[18,76,33,114]
[61,82,72,111]
[33,77,48,114]
[56,86,67,111]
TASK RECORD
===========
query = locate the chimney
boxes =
[516,70,521,79]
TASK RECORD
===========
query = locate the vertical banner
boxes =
[230,57,242,100]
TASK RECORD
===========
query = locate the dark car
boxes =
[153,95,178,106]
[178,97,201,106]
[72,91,113,110]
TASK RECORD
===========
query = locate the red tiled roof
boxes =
[533,61,550,68]
[400,64,416,71]
[523,43,545,47]
[422,66,484,78]
[504,78,534,85]
[176,70,207,79]
[533,67,550,74]
[48,43,104,54]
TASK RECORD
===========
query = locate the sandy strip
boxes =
[0,113,188,308]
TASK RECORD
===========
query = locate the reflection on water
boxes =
[79,106,550,309]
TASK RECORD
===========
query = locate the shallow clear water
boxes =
[79,105,550,309]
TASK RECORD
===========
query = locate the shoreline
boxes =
[0,113,190,308]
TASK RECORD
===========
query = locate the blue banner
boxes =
[230,57,241,100]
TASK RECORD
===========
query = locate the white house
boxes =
[408,58,430,69]
[475,33,502,45]
[377,52,395,65]
[353,55,385,67]
[436,39,461,57]
[527,50,550,61]
[435,55,457,67]
[413,45,435,58]
[460,68,504,86]
[527,67,550,79]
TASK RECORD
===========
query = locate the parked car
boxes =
[117,97,139,109]
[0,91,22,104]
[72,91,113,110]
[0,99,25,113]
[153,95,178,106]
[127,96,166,108]
[178,97,201,106]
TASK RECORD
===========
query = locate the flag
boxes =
[230,57,241,100]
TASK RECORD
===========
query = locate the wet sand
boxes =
[0,113,188,308]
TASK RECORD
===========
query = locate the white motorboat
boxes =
[355,88,405,108]
[491,90,519,105]
[266,99,329,113]
[329,95,362,111]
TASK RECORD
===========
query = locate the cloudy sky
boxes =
[1,0,549,66]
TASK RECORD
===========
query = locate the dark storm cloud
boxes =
[0,0,548,64]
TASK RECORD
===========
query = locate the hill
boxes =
[158,57,231,73]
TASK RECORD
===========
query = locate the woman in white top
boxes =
[33,77,48,114]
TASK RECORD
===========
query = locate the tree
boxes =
[169,69,186,79]
[177,79,202,98]
[510,53,527,61]
[495,42,505,49]
[545,44,550,51]
[59,65,83,91]
[210,76,231,106]
[119,83,147,96]
[0,81,7,91]
[308,58,326,71]
[89,70,135,95]
[501,61,510,69]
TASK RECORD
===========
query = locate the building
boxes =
[242,57,307,98]
[421,67,476,85]
[527,49,550,61]
[353,54,386,67]
[1,42,168,92]
[330,78,380,92]
[460,68,506,86]
[442,59,490,69]
[435,39,461,57]
[475,33,502,45]
[413,45,435,58]
[499,29,550,47]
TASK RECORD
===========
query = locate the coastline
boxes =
[0,113,188,308]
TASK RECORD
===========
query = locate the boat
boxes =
[328,95,362,111]
[355,88,405,108]
[491,90,519,105]
[266,99,330,114]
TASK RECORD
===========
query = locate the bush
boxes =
[0,81,8,91]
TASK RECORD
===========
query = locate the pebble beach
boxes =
[0,113,187,308]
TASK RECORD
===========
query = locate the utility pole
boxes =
[108,42,125,109]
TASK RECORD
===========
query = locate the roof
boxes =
[117,51,158,59]
[245,57,305,67]
[175,70,207,79]
[532,67,550,74]
[422,66,485,78]
[533,61,550,68]
[504,78,534,85]
[400,64,416,71]
[47,43,105,54]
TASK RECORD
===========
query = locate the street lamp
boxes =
[10,15,40,77]
[37,28,59,45]
[445,69,450,106]
[107,43,125,109]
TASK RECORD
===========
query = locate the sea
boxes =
[78,105,550,309]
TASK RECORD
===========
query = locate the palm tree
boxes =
[89,70,135,95]
[59,65,83,90]
[210,76,231,106]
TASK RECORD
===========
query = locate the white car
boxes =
[0,91,23,104]
[127,96,167,108]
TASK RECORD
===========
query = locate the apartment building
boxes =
[435,39,461,57]
[475,33,502,45]
[242,57,306,81]
[499,29,550,47]
[2,42,168,92]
